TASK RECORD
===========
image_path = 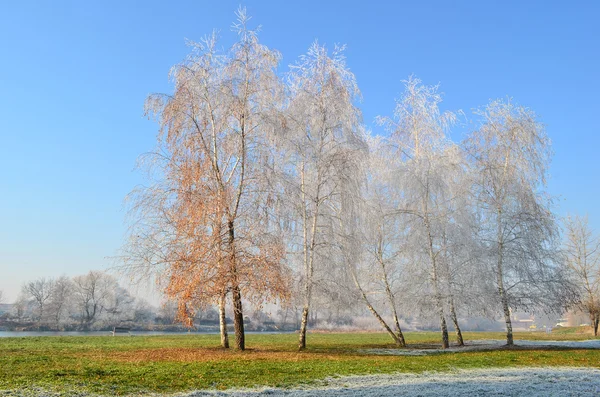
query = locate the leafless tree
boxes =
[23,278,54,324]
[13,293,29,322]
[281,42,366,349]
[47,276,73,329]
[465,99,572,345]
[157,300,178,325]
[563,215,600,335]
[343,136,408,346]
[133,299,156,324]
[105,286,135,324]
[72,271,116,330]
[377,76,459,348]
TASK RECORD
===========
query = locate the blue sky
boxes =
[1,0,598,302]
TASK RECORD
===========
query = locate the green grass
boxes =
[1,331,599,395]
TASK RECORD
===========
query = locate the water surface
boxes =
[0,330,216,337]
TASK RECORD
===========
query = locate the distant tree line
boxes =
[0,271,318,332]
[0,272,159,331]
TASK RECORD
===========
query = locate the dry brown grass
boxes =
[99,347,356,364]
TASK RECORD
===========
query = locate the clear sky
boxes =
[1,0,598,302]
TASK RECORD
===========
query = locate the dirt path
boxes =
[360,339,600,356]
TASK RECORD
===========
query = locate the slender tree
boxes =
[563,214,600,335]
[280,42,365,350]
[465,99,568,345]
[377,76,459,348]
[351,136,408,346]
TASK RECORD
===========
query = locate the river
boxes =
[0,330,291,337]
[0,330,218,337]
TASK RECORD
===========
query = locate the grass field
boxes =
[1,330,599,395]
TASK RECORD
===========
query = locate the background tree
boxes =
[22,277,54,324]
[13,293,30,322]
[72,271,116,330]
[47,276,73,330]
[563,214,600,335]
[133,299,155,324]
[157,300,178,325]
[105,286,135,324]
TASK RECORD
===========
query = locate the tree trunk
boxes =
[497,220,513,346]
[593,313,599,337]
[449,298,464,346]
[390,305,406,347]
[426,225,449,349]
[227,220,245,350]
[218,293,229,348]
[362,294,403,346]
[498,286,513,345]
[298,162,316,351]
[298,305,309,350]
[437,304,450,349]
[231,284,245,350]
[422,189,449,349]
[379,247,406,347]
[348,262,404,346]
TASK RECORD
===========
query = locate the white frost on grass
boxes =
[506,339,600,348]
[180,367,600,396]
[360,339,600,356]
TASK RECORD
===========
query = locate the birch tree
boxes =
[281,43,365,349]
[348,136,407,346]
[125,8,290,350]
[465,99,568,345]
[434,145,473,346]
[563,214,600,335]
[377,76,458,348]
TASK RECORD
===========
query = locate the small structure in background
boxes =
[111,326,131,336]
[555,318,569,328]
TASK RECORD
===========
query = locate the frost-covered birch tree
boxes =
[347,136,408,346]
[465,99,569,345]
[434,144,474,346]
[377,76,459,349]
[281,42,365,350]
